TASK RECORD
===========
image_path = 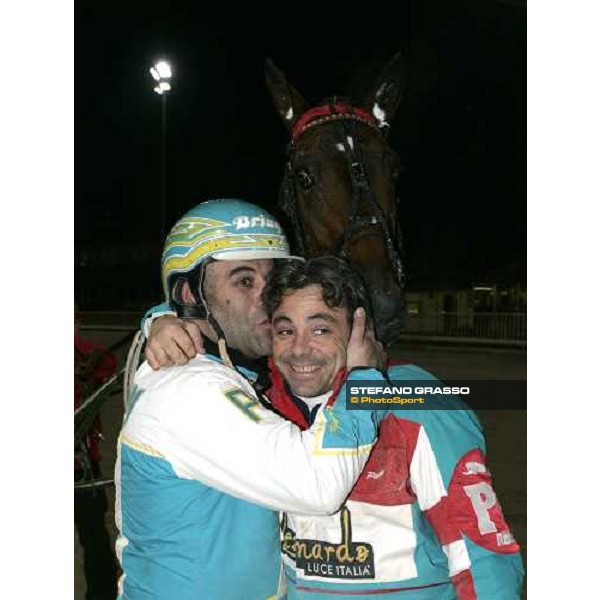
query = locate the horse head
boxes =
[265,52,407,345]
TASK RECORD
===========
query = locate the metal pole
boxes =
[160,93,167,241]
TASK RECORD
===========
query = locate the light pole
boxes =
[149,60,172,241]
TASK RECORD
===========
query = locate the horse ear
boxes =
[363,51,407,127]
[265,58,307,131]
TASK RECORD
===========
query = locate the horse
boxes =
[265,52,407,345]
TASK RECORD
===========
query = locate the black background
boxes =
[76,1,525,299]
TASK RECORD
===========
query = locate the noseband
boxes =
[280,101,405,287]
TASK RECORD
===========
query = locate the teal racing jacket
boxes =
[268,363,524,599]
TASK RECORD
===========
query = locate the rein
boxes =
[280,101,405,287]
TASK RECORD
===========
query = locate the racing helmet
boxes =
[162,199,297,318]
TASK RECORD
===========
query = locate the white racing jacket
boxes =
[115,354,386,600]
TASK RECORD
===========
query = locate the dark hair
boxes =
[262,255,373,327]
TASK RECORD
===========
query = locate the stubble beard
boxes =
[212,309,273,359]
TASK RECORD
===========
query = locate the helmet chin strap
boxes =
[206,314,234,370]
[175,262,235,370]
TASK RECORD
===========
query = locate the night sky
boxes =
[76,1,525,292]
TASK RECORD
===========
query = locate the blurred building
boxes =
[75,242,163,310]
[404,283,526,343]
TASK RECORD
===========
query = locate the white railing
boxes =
[401,312,526,344]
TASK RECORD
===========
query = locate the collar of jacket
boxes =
[267,358,348,430]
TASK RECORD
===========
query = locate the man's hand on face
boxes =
[346,308,387,372]
[145,315,205,370]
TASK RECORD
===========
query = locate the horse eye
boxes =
[296,169,314,190]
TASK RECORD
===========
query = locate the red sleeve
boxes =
[448,448,520,555]
[423,448,521,599]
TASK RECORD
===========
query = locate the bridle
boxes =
[279,100,405,287]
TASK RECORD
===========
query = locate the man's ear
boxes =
[181,280,195,305]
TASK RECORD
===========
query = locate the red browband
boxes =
[291,103,379,142]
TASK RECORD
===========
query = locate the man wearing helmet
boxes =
[116,199,388,600]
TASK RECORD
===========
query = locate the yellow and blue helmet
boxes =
[162,199,296,311]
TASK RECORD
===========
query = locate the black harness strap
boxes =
[280,159,307,257]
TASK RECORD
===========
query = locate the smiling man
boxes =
[273,283,350,397]
[262,256,524,599]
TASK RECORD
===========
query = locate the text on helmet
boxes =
[233,215,282,232]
